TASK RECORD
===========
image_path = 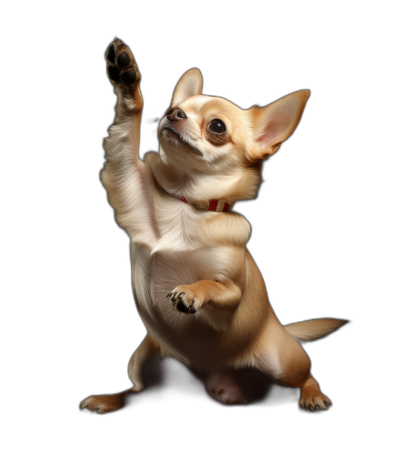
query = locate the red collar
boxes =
[176,195,231,212]
[158,184,231,212]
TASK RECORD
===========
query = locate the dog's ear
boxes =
[171,68,203,106]
[249,90,310,160]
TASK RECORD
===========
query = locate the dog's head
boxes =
[158,69,310,201]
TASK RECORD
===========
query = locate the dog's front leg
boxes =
[167,280,242,331]
[101,38,158,243]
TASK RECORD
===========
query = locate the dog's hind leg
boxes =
[101,38,159,244]
[255,322,332,411]
[80,334,205,414]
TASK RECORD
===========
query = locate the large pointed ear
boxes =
[250,90,310,159]
[171,68,203,107]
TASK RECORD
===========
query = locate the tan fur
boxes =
[284,318,349,342]
[80,392,128,414]
[80,39,347,414]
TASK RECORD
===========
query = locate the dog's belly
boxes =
[129,241,231,368]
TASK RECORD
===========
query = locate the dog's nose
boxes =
[166,108,187,122]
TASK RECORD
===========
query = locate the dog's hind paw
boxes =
[105,38,140,87]
[80,391,127,414]
[299,392,332,411]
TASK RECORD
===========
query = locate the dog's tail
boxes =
[284,318,349,342]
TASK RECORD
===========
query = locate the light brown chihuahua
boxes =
[80,38,348,413]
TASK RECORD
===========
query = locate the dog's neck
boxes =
[157,182,231,212]
[151,153,261,210]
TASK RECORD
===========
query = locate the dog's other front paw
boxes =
[105,38,140,87]
[166,286,202,314]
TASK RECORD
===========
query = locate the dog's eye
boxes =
[208,119,226,134]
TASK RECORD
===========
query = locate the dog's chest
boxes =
[130,201,206,317]
[154,210,202,296]
[131,203,217,363]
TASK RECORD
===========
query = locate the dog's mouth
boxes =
[161,126,202,156]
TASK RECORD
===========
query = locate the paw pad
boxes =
[107,66,120,82]
[118,52,130,67]
[105,39,138,86]
[106,44,116,63]
[122,69,136,83]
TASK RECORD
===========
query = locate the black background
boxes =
[33,4,374,462]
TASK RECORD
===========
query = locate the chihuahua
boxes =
[80,38,347,413]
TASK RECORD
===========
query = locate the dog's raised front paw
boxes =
[166,286,202,314]
[105,38,140,86]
